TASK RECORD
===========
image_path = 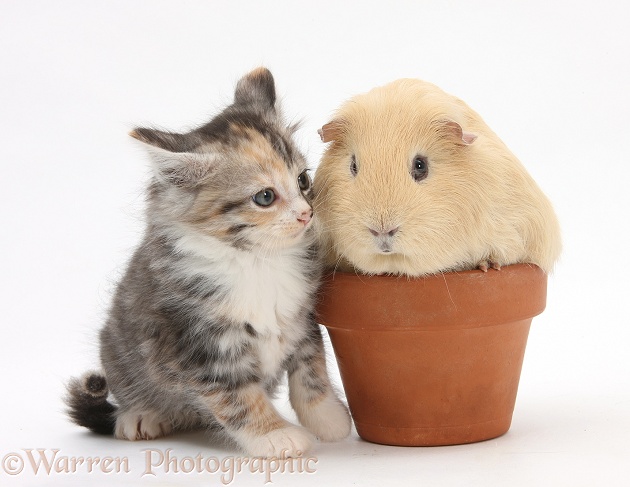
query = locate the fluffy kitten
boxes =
[66,68,351,457]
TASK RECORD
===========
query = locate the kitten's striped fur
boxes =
[66,68,351,457]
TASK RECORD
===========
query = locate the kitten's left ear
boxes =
[130,128,220,187]
[234,67,276,113]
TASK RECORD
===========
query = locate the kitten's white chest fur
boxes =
[173,230,314,377]
[222,247,309,377]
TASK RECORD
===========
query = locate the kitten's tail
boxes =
[65,371,117,435]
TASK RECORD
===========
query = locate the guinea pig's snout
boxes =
[368,226,400,254]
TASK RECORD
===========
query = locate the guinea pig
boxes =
[313,78,561,276]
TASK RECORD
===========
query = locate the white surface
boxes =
[1,1,629,486]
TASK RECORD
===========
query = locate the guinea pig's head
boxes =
[313,79,480,275]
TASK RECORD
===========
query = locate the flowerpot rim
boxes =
[322,262,539,282]
[317,263,547,331]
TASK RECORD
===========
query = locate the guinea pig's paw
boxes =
[478,260,502,272]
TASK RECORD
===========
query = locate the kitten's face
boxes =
[188,125,314,252]
[132,68,314,253]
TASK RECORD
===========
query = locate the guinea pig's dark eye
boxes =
[411,156,429,182]
[298,170,311,191]
[253,188,276,207]
[350,155,358,177]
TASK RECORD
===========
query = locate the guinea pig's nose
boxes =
[369,226,400,237]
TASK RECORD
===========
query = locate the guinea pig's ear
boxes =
[318,120,344,143]
[441,120,477,145]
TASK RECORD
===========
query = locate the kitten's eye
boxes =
[298,171,311,191]
[350,155,358,177]
[411,156,428,182]
[253,188,276,207]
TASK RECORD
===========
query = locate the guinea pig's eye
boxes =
[411,156,429,182]
[297,170,311,192]
[350,155,358,177]
[253,188,276,207]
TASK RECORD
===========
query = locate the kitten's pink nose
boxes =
[297,209,313,225]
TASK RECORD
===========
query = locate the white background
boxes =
[1,1,629,486]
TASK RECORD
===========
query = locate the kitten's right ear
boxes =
[234,67,276,113]
[130,128,220,187]
[129,128,192,152]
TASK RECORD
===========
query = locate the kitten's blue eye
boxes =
[298,171,311,191]
[411,156,428,182]
[253,188,276,207]
[350,155,358,177]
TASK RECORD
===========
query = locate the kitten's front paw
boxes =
[298,395,351,442]
[114,410,172,441]
[244,425,314,458]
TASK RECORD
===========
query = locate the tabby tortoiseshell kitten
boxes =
[66,68,351,457]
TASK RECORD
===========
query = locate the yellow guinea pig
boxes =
[313,78,561,276]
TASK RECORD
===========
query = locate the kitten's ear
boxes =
[129,127,194,152]
[130,128,220,187]
[234,67,276,113]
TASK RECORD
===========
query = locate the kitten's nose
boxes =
[297,209,313,225]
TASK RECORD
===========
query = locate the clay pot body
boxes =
[317,264,547,446]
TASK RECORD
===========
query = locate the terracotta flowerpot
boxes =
[317,263,547,446]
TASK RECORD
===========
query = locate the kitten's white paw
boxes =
[298,395,351,442]
[114,410,172,441]
[242,425,314,458]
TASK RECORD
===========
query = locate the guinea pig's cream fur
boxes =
[313,78,561,276]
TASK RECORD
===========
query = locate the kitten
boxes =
[66,68,351,457]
